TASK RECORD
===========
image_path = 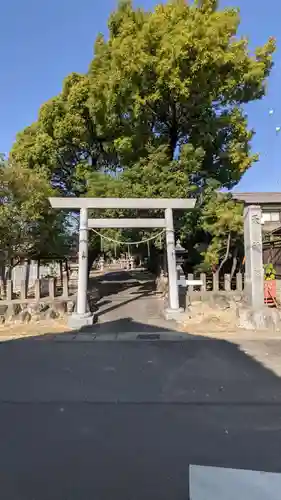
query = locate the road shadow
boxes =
[89,269,157,302]
[94,284,160,319]
[85,316,179,335]
[1,321,281,499]
[88,269,163,321]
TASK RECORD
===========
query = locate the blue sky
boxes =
[0,0,280,191]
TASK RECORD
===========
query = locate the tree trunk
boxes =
[25,259,31,298]
[218,232,231,274]
[59,260,63,285]
[5,258,13,281]
[0,264,5,296]
[36,259,40,280]
[168,130,178,160]
[65,260,70,281]
[168,102,178,160]
[230,247,238,281]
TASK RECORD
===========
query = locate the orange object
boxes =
[264,280,276,306]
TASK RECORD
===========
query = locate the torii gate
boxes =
[49,197,196,328]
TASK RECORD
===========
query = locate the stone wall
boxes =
[0,299,75,326]
[6,261,61,292]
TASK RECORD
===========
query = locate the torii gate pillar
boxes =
[70,207,94,328]
[165,208,181,315]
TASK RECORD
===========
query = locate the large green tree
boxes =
[89,0,274,269]
[90,0,274,187]
[10,73,117,196]
[0,159,72,276]
[9,0,275,271]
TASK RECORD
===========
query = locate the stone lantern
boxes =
[175,240,188,281]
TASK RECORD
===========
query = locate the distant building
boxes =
[234,192,281,232]
[234,192,281,275]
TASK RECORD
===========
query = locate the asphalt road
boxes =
[1,337,281,499]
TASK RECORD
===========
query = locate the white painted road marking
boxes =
[190,465,281,499]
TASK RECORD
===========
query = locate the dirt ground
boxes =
[0,319,69,341]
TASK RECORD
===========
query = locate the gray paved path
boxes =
[89,268,178,334]
[1,339,281,499]
[1,269,281,498]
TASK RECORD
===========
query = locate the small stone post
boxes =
[187,273,194,293]
[213,273,219,292]
[20,280,26,301]
[62,272,69,298]
[6,280,13,301]
[224,274,231,292]
[48,278,55,301]
[99,256,104,272]
[200,273,206,292]
[244,205,264,309]
[34,279,40,302]
[236,273,243,292]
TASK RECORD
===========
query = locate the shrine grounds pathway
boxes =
[1,269,281,498]
[88,267,179,336]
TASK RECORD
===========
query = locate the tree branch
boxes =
[230,246,238,280]
[218,232,231,273]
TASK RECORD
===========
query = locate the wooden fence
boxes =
[0,270,244,305]
[179,272,244,306]
[0,273,74,304]
[184,273,244,294]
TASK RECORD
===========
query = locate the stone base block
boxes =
[164,307,185,321]
[68,312,94,330]
[237,306,281,331]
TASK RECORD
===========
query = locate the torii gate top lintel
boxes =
[49,197,196,210]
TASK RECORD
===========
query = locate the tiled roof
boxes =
[233,192,281,205]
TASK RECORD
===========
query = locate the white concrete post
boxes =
[77,208,89,315]
[69,208,94,328]
[165,208,181,314]
[99,256,104,272]
[244,205,264,309]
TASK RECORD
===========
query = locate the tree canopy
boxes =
[8,0,276,271]
[0,158,72,269]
